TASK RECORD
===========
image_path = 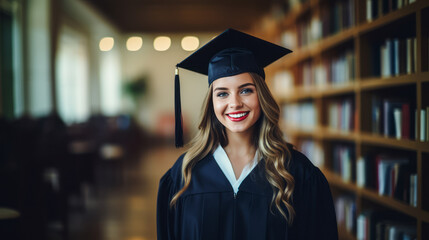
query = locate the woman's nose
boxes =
[229,94,243,108]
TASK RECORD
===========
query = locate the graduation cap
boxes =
[174,28,292,148]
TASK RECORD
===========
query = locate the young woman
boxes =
[157,29,338,240]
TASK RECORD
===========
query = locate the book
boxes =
[357,156,365,187]
[357,214,367,240]
[401,103,410,139]
[335,196,356,233]
[421,109,426,141]
[413,38,417,73]
[372,42,381,76]
[382,0,389,14]
[383,100,404,138]
[427,106,429,142]
[410,173,417,207]
[372,96,382,134]
[333,144,354,182]
[381,40,390,77]
[394,108,402,139]
[328,99,354,131]
[393,164,411,203]
[415,110,418,140]
[393,38,399,76]
[385,223,416,240]
[367,0,374,21]
[399,38,407,75]
[406,38,413,74]
[377,155,409,196]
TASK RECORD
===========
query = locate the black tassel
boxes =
[174,67,184,148]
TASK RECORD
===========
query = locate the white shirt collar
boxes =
[213,145,259,194]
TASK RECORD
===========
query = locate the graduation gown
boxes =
[157,149,338,240]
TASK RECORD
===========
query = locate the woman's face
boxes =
[212,72,261,135]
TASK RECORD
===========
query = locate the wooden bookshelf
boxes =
[280,28,357,69]
[256,0,429,239]
[324,169,429,222]
[282,124,429,152]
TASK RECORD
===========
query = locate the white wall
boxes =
[120,33,217,135]
[27,0,52,117]
[60,0,122,116]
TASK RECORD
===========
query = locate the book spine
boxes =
[409,173,417,207]
[402,104,410,139]
[384,100,390,136]
[357,214,366,240]
[406,38,412,74]
[413,38,417,73]
[357,156,366,187]
[367,0,373,21]
[409,174,415,206]
[394,108,402,139]
[388,39,394,76]
[415,110,418,141]
[393,38,399,76]
[427,106,429,142]
[398,0,403,9]
[421,109,426,142]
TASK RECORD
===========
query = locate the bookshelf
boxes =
[253,0,429,239]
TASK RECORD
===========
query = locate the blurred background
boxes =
[1,0,428,239]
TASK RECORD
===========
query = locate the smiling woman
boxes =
[156,29,338,240]
[213,73,261,134]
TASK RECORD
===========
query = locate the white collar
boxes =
[213,145,259,194]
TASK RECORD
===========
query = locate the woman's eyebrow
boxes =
[214,87,228,92]
[214,83,255,92]
[238,83,255,88]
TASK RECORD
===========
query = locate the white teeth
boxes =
[228,112,248,118]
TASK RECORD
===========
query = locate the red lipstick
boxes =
[226,111,249,122]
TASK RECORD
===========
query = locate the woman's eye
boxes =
[240,88,253,94]
[216,92,228,97]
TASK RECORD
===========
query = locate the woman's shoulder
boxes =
[160,152,213,184]
[287,147,319,182]
[160,152,186,186]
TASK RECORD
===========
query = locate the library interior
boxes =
[1,0,428,239]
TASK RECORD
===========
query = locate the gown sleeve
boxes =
[292,167,339,240]
[157,169,176,240]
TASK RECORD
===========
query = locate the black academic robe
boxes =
[157,149,338,240]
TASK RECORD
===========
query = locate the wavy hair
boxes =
[170,73,295,224]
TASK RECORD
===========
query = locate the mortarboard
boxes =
[174,28,292,147]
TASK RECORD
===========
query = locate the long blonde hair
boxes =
[171,73,295,224]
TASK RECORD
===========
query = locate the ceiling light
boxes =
[126,36,143,51]
[153,36,171,51]
[99,37,114,51]
[181,36,199,51]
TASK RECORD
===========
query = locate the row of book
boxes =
[320,0,355,37]
[295,0,355,48]
[299,50,355,88]
[299,139,324,167]
[371,97,415,140]
[272,70,294,97]
[272,49,355,92]
[328,98,355,132]
[366,0,417,22]
[335,195,356,234]
[356,154,417,206]
[357,210,416,240]
[333,144,355,183]
[282,102,317,129]
[282,98,355,132]
[378,38,417,78]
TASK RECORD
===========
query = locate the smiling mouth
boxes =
[226,112,249,121]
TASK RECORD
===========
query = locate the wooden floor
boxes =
[68,145,184,240]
